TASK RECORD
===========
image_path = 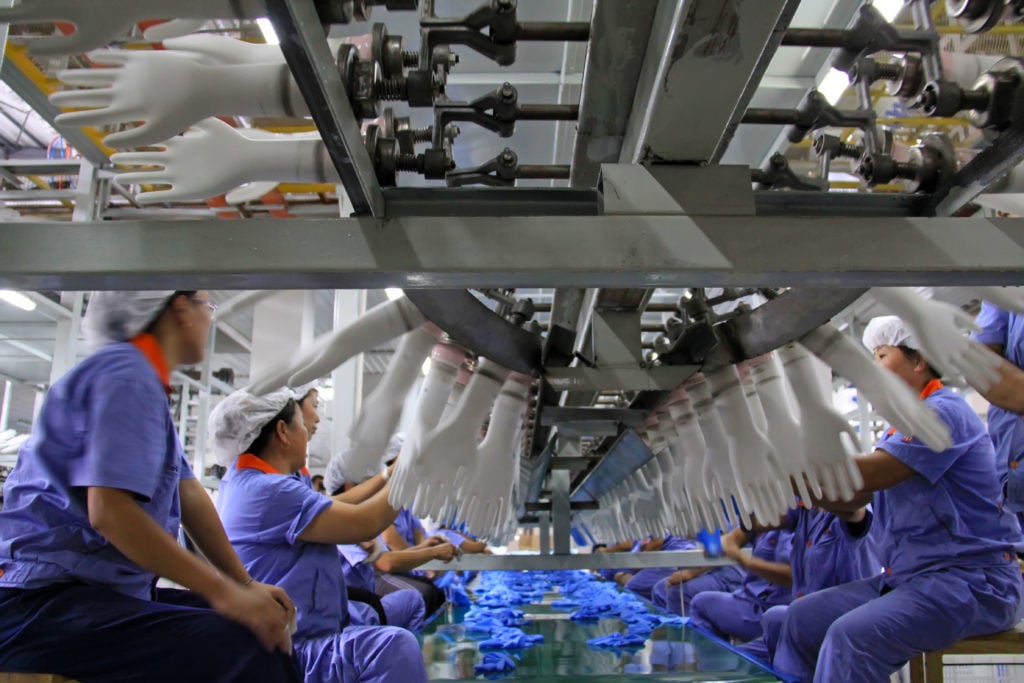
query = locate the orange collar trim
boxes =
[919,379,944,400]
[300,466,311,477]
[130,333,172,396]
[236,453,285,475]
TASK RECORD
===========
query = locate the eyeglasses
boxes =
[189,296,218,313]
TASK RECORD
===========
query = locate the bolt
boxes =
[500,82,515,101]
[378,77,407,101]
[411,127,432,143]
[893,161,919,180]
[444,124,461,139]
[395,154,421,172]
[961,87,992,112]
[836,141,864,159]
[496,0,515,10]
[499,149,516,166]
[874,62,904,82]
[402,50,419,67]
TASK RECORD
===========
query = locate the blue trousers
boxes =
[652,566,745,615]
[0,584,301,683]
[774,565,1024,683]
[689,590,765,642]
[351,590,426,632]
[295,624,428,683]
[737,604,788,664]
[623,567,674,601]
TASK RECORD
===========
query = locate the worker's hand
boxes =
[871,287,1003,392]
[208,579,292,653]
[432,543,457,563]
[801,325,952,452]
[110,118,336,203]
[666,569,697,586]
[249,580,296,618]
[720,532,744,564]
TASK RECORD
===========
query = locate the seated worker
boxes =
[325,448,453,630]
[0,291,300,683]
[614,535,698,601]
[651,565,746,617]
[774,316,1024,683]
[689,529,794,643]
[595,539,642,582]
[739,504,878,665]
[210,389,429,683]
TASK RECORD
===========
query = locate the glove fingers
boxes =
[56,69,121,88]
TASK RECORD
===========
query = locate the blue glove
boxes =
[697,527,723,558]
[474,652,518,675]
[448,583,472,607]
[479,627,544,650]
[587,631,648,650]
[550,598,581,609]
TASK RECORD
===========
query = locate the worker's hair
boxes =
[246,399,299,457]
[144,290,198,334]
[896,344,941,380]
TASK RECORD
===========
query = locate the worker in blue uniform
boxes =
[212,389,429,683]
[0,291,301,683]
[651,565,746,616]
[773,316,1024,683]
[689,530,794,642]
[616,535,698,601]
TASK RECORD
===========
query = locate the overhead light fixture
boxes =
[385,288,404,301]
[873,0,905,22]
[0,290,36,312]
[256,17,280,45]
[818,68,851,105]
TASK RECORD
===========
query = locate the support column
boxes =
[49,292,82,386]
[330,289,366,457]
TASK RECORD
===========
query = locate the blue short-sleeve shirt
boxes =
[782,506,879,599]
[739,530,794,609]
[218,455,339,639]
[0,339,193,601]
[875,383,1022,584]
[338,543,376,592]
[972,302,1024,485]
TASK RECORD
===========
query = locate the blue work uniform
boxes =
[973,302,1024,506]
[774,381,1024,683]
[688,530,794,642]
[338,543,426,632]
[624,535,698,601]
[0,335,300,683]
[219,454,428,683]
[597,539,642,582]
[652,565,746,615]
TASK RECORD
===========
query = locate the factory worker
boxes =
[651,565,746,617]
[739,504,877,665]
[325,449,445,632]
[972,302,1024,508]
[0,291,300,683]
[594,538,643,582]
[689,530,794,643]
[773,315,1024,683]
[616,535,698,601]
[211,389,428,683]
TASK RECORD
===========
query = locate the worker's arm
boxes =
[332,466,390,504]
[979,356,1024,415]
[88,486,291,653]
[641,537,666,552]
[381,524,412,551]
[179,477,249,583]
[596,539,636,554]
[721,527,791,587]
[298,485,400,544]
[458,537,490,554]
[666,566,711,586]
[374,542,456,573]
[814,448,916,512]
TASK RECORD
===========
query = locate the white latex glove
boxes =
[970,287,1024,317]
[141,20,209,42]
[410,358,509,521]
[666,392,717,533]
[453,373,530,538]
[161,34,285,65]
[222,130,321,205]
[706,365,790,523]
[776,343,864,502]
[870,287,1003,392]
[654,413,692,535]
[441,366,471,422]
[0,0,265,56]
[248,297,425,396]
[346,326,438,483]
[53,49,305,148]
[109,119,337,203]
[388,343,466,510]
[800,324,953,452]
[747,353,822,507]
[690,377,752,530]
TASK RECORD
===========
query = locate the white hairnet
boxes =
[82,291,176,349]
[291,381,321,403]
[324,449,351,495]
[207,388,294,467]
[862,315,918,352]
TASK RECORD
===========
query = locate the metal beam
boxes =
[419,548,744,571]
[5,215,1024,289]
[266,0,385,217]
[0,332,50,361]
[619,0,800,164]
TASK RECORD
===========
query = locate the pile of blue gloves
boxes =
[474,652,518,676]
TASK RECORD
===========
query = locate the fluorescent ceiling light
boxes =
[873,0,905,22]
[385,288,404,301]
[819,68,850,105]
[0,290,36,312]
[256,17,279,45]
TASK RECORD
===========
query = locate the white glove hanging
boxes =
[776,343,864,502]
[706,365,790,523]
[411,358,509,521]
[248,296,425,395]
[689,377,752,530]
[654,411,692,535]
[0,0,266,56]
[452,372,531,539]
[345,325,439,484]
[747,353,822,507]
[388,343,467,510]
[666,388,717,533]
[870,287,1002,391]
[800,324,952,451]
[109,119,339,204]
